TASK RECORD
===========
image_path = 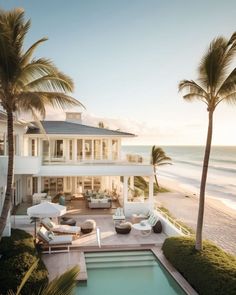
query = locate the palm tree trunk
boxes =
[195,110,214,251]
[0,109,14,238]
[153,167,159,188]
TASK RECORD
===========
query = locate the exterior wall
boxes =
[156,211,185,237]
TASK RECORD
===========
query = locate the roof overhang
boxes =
[34,164,153,177]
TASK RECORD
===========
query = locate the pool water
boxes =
[76,251,186,295]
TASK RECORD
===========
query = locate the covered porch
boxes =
[30,164,154,216]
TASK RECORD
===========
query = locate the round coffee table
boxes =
[132,223,152,236]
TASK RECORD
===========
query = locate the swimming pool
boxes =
[76,250,186,295]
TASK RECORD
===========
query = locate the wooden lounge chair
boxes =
[41,217,80,236]
[37,226,73,254]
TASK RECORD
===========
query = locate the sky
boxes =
[1,0,236,145]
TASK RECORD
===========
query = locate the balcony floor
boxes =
[13,198,120,216]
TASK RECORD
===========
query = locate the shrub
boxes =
[0,229,48,295]
[162,237,236,295]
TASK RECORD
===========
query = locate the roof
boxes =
[26,121,135,137]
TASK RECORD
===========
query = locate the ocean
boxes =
[122,145,236,211]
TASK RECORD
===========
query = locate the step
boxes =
[86,260,158,269]
[86,255,156,264]
[85,250,153,258]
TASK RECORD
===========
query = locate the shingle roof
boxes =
[26,121,135,137]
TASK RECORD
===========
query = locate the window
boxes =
[102,139,108,160]
[77,139,83,160]
[85,140,92,160]
[69,140,73,160]
[0,134,4,155]
[31,139,36,156]
[53,140,63,158]
[112,140,118,160]
[94,139,101,160]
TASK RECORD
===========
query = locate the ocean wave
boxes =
[174,159,236,174]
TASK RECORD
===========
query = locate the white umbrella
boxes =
[27,201,66,218]
[27,202,66,239]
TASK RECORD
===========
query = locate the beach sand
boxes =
[156,176,236,255]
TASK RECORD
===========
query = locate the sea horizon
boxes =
[122,145,236,211]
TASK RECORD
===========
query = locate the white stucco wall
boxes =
[155,211,184,237]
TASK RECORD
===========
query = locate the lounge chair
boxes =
[37,226,73,253]
[112,207,125,222]
[140,212,159,227]
[41,217,80,236]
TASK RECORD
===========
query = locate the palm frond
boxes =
[217,68,236,98]
[16,259,39,295]
[20,38,48,67]
[38,266,79,295]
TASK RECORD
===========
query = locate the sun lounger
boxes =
[112,207,125,222]
[37,226,73,253]
[140,212,159,227]
[41,217,80,235]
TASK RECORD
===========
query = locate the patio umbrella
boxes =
[27,201,66,218]
[27,202,67,239]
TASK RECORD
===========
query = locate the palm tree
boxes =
[179,32,236,251]
[150,146,172,189]
[0,8,83,237]
[7,259,79,295]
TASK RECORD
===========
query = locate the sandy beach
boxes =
[156,176,236,255]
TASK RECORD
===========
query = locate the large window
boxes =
[53,140,63,158]
[69,140,73,160]
[102,139,108,160]
[112,140,118,160]
[77,139,83,160]
[31,139,37,156]
[85,140,92,160]
[42,140,49,160]
[94,139,101,160]
[0,134,4,155]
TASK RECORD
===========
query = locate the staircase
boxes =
[85,250,158,269]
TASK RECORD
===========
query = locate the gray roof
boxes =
[26,121,135,137]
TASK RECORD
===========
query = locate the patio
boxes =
[11,214,166,249]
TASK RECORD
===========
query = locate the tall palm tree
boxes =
[0,8,83,237]
[179,32,236,251]
[150,146,172,189]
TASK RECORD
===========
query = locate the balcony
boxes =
[14,156,41,174]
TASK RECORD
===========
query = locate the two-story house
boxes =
[0,111,154,235]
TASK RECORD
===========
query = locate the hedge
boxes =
[0,229,48,295]
[162,237,236,295]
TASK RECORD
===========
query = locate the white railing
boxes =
[155,207,192,236]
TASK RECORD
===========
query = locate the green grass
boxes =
[162,237,236,295]
[0,229,48,295]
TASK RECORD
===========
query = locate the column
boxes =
[149,175,154,210]
[123,176,128,206]
[37,176,42,193]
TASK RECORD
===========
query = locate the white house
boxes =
[0,111,154,235]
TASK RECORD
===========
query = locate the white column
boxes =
[149,175,154,210]
[123,176,128,210]
[37,176,42,193]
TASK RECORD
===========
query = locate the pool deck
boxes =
[11,214,198,295]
